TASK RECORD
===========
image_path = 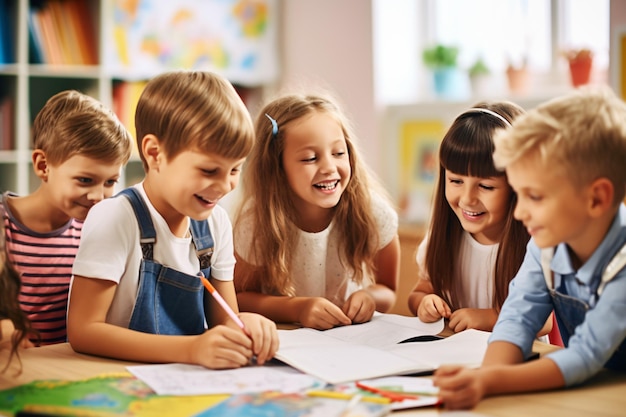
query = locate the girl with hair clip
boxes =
[408,102,552,335]
[233,93,400,330]
[0,219,37,370]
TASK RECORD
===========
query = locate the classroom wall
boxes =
[277,0,380,173]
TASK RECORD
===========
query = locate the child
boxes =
[0,219,36,368]
[67,71,279,369]
[233,93,400,330]
[434,86,626,409]
[407,102,531,333]
[0,90,132,346]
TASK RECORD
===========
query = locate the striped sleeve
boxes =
[3,213,81,345]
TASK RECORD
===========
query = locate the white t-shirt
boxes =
[235,195,398,306]
[70,183,235,328]
[416,231,497,309]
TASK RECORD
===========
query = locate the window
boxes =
[373,0,609,104]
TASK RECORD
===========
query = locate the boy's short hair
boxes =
[135,71,254,170]
[33,90,132,166]
[493,86,626,204]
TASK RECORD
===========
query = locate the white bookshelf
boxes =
[0,0,143,195]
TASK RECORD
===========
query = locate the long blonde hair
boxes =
[234,93,391,296]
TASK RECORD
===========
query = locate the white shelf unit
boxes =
[0,0,142,196]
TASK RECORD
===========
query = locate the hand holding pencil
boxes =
[198,273,279,365]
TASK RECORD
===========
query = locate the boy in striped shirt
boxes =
[0,90,132,345]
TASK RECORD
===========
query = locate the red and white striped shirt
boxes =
[1,194,81,345]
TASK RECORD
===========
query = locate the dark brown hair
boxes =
[425,101,529,311]
[0,218,37,371]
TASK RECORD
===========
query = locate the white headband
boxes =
[462,107,512,127]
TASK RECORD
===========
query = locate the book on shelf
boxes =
[113,80,148,156]
[275,313,490,384]
[0,0,14,64]
[28,0,97,66]
[0,95,14,151]
[28,9,45,64]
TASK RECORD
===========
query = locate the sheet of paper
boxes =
[321,313,445,348]
[388,329,491,368]
[127,363,322,396]
[275,342,434,384]
[279,314,445,350]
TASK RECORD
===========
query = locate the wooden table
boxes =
[1,342,625,416]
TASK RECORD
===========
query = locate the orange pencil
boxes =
[198,272,251,338]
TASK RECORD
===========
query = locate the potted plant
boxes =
[505,57,529,96]
[422,44,459,69]
[468,57,490,97]
[422,44,459,98]
[563,48,593,87]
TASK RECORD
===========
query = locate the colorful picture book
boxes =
[192,391,390,417]
[0,372,227,417]
[0,372,393,417]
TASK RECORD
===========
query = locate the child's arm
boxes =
[209,278,279,365]
[68,276,253,369]
[434,341,565,409]
[408,278,451,321]
[235,255,351,330]
[342,235,400,323]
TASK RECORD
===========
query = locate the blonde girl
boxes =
[233,93,400,330]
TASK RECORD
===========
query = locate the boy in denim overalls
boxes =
[67,71,278,368]
[434,86,626,409]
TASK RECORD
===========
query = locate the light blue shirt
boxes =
[490,204,626,385]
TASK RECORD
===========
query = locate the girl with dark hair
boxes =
[407,102,543,334]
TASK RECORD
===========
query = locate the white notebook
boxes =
[275,313,490,384]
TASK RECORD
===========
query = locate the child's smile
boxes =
[282,111,351,215]
[314,180,340,192]
[445,170,511,245]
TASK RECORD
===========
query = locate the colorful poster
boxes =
[398,119,444,223]
[106,0,278,85]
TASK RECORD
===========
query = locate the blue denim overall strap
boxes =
[189,216,214,279]
[118,188,212,335]
[541,246,626,371]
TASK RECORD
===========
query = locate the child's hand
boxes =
[342,290,376,323]
[238,312,279,365]
[417,294,451,322]
[190,324,254,369]
[449,308,498,332]
[434,365,486,410]
[298,297,352,330]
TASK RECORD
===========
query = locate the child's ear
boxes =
[588,177,614,217]
[32,149,48,181]
[141,134,163,172]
